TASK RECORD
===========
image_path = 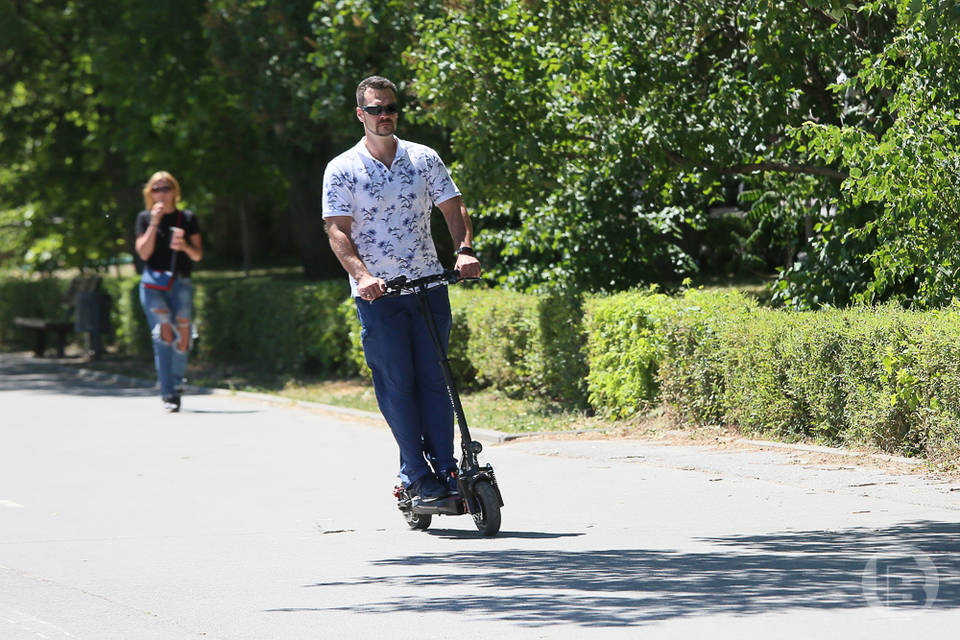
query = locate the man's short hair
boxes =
[356,76,398,106]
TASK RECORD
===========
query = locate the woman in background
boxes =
[134,171,202,412]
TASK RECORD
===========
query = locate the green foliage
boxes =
[770,207,879,309]
[720,310,850,440]
[0,0,449,277]
[794,0,960,308]
[460,289,543,394]
[336,284,587,403]
[537,288,589,407]
[0,0,221,272]
[0,276,67,348]
[410,0,896,292]
[338,287,485,389]
[101,276,151,356]
[455,287,588,405]
[715,304,960,462]
[339,295,368,379]
[4,273,960,465]
[584,288,676,419]
[581,285,960,464]
[196,277,351,373]
[657,289,759,426]
[584,287,755,420]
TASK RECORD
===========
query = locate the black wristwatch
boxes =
[456,245,475,257]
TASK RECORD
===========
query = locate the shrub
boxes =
[0,276,67,349]
[658,288,757,426]
[459,286,588,404]
[102,276,151,355]
[196,277,351,374]
[583,288,676,419]
[4,273,959,466]
[585,287,755,421]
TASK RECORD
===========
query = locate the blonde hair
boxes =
[142,171,181,210]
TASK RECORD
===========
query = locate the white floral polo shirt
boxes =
[322,136,461,297]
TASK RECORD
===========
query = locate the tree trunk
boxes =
[239,199,251,277]
[287,144,341,280]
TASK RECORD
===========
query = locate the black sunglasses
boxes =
[360,103,400,116]
[151,185,173,193]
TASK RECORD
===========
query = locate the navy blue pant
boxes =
[355,286,457,486]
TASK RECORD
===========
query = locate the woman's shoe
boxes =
[162,395,181,413]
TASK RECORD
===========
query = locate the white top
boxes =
[322,136,461,297]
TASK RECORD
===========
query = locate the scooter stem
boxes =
[415,289,478,469]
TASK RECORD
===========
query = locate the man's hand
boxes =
[455,254,482,279]
[357,274,386,300]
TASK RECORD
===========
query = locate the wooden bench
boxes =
[14,276,106,358]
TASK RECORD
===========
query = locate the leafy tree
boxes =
[795,0,960,308]
[410,0,897,293]
[0,0,261,272]
[0,0,447,277]
[202,0,450,278]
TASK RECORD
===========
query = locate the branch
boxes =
[799,0,870,51]
[664,150,849,180]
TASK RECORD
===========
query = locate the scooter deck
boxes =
[409,495,465,516]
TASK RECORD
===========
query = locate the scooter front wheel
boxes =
[470,480,501,537]
[404,510,432,530]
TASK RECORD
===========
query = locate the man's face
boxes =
[357,88,399,138]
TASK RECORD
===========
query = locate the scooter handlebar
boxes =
[381,269,477,297]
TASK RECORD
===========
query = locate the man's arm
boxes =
[437,196,481,278]
[324,216,385,299]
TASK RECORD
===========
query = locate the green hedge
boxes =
[458,287,587,405]
[0,274,353,374]
[0,277,69,348]
[716,304,960,464]
[104,276,151,356]
[582,287,960,464]
[196,277,351,374]
[655,288,758,426]
[583,287,756,420]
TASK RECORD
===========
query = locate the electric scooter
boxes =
[382,269,504,537]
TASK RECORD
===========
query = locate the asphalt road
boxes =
[1,352,959,639]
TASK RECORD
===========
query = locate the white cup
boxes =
[170,226,185,250]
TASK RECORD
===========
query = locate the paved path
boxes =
[1,353,958,639]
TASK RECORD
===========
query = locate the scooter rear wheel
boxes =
[470,480,501,537]
[404,510,432,530]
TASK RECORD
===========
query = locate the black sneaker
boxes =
[406,474,448,502]
[438,469,460,496]
[162,395,181,413]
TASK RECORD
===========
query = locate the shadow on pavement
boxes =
[276,520,960,627]
[0,353,213,398]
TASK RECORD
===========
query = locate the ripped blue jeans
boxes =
[139,277,193,398]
